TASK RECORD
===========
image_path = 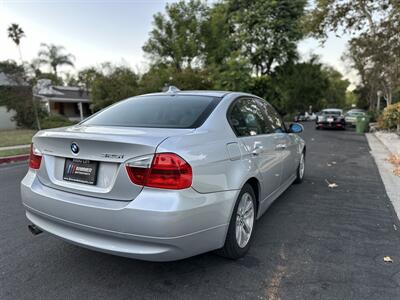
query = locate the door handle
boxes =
[275,144,287,150]
[252,145,263,156]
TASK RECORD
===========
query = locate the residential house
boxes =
[34,79,92,121]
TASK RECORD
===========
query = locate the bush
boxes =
[41,115,77,129]
[367,110,380,122]
[378,103,400,131]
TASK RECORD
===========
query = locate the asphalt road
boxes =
[1,122,400,300]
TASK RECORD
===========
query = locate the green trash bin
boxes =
[356,115,370,133]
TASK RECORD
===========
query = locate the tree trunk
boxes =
[17,46,23,64]
[32,96,41,130]
[387,92,392,106]
[358,0,376,35]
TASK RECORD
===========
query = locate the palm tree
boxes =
[26,58,42,78]
[38,43,75,77]
[7,23,25,63]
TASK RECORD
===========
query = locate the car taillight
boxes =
[125,153,192,190]
[29,144,42,170]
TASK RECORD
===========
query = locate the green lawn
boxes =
[0,147,30,157]
[0,129,36,147]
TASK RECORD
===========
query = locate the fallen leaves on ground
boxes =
[386,154,400,177]
[384,256,394,263]
[325,179,338,188]
[387,154,400,164]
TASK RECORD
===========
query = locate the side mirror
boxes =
[289,123,303,133]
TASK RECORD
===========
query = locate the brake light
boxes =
[29,144,42,169]
[125,153,192,190]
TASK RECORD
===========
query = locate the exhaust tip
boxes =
[28,224,43,235]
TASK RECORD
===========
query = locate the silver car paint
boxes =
[34,126,194,200]
[21,91,305,261]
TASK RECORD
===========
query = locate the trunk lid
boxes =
[33,125,194,201]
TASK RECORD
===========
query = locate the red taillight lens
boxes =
[126,165,149,185]
[29,144,42,170]
[125,153,192,190]
[146,153,192,189]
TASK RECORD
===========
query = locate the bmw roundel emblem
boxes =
[71,142,79,154]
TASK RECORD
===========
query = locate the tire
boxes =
[217,184,256,259]
[294,151,305,184]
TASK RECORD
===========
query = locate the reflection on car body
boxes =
[21,88,306,261]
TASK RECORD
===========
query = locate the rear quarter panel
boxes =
[157,129,260,193]
[157,93,262,194]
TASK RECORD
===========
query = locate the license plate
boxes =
[327,117,334,122]
[63,158,98,185]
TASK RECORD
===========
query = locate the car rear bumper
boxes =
[345,119,357,126]
[316,122,345,129]
[21,170,238,261]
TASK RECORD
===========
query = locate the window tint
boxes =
[322,110,341,116]
[228,98,271,136]
[83,95,219,128]
[255,99,286,133]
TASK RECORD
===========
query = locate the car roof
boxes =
[347,108,365,112]
[322,108,342,111]
[139,90,232,98]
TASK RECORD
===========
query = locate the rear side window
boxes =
[83,95,220,128]
[323,110,341,116]
[228,98,271,136]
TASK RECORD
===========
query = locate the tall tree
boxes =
[38,43,75,77]
[307,0,392,38]
[25,58,42,78]
[143,0,208,71]
[228,0,307,76]
[202,2,235,67]
[308,0,400,108]
[322,66,350,108]
[90,65,139,111]
[0,60,46,129]
[77,67,102,90]
[271,57,331,113]
[7,23,25,63]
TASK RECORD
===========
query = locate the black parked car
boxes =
[316,109,346,130]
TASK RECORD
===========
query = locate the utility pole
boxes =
[377,90,383,111]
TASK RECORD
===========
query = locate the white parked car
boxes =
[345,109,366,127]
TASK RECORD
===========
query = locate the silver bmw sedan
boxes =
[21,89,305,261]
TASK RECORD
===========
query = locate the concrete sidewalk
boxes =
[0,144,30,151]
[0,144,30,165]
[367,132,400,220]
[374,131,400,155]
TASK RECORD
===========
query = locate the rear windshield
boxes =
[83,95,220,128]
[322,110,341,116]
[347,111,365,116]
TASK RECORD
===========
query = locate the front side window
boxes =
[228,98,271,136]
[255,99,286,133]
[83,95,220,128]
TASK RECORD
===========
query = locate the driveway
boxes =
[1,122,400,299]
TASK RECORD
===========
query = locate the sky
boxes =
[0,0,358,87]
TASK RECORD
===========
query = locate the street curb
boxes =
[373,132,400,156]
[0,154,29,165]
[366,133,400,221]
